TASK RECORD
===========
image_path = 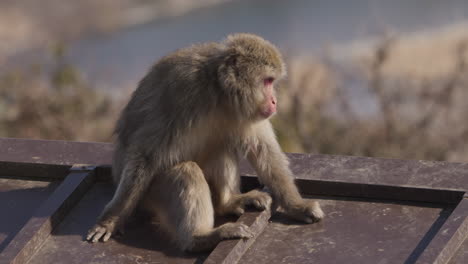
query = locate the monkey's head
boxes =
[218,33,286,122]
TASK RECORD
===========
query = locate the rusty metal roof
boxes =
[0,137,467,263]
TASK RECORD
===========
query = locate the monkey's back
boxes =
[113,42,227,176]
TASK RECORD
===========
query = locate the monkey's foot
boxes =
[223,190,272,216]
[187,223,254,252]
[216,222,254,239]
[86,221,117,243]
[284,200,324,223]
[246,190,272,210]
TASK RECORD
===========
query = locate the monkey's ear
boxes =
[218,53,241,91]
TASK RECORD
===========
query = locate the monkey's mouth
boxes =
[259,96,277,119]
[260,107,276,119]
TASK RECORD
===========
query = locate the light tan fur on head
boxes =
[87,33,323,252]
[224,33,286,77]
[218,33,286,120]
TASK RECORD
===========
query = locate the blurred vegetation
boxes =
[0,44,117,141]
[274,35,468,162]
[1,34,468,162]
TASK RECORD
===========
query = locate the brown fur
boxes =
[86,33,324,252]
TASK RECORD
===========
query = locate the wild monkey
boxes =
[87,33,324,252]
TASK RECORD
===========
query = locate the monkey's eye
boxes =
[264,77,275,86]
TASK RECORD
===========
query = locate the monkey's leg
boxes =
[205,152,271,216]
[154,161,253,252]
[87,157,154,242]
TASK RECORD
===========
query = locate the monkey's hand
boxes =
[86,219,118,243]
[284,200,324,223]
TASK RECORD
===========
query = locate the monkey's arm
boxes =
[246,121,324,223]
[87,158,154,242]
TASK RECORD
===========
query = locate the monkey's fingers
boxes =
[310,209,325,221]
[285,200,325,224]
[305,201,325,222]
[252,200,262,209]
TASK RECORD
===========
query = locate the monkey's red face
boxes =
[258,77,277,119]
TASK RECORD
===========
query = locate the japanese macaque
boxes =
[87,33,324,252]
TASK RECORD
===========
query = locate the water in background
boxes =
[64,0,468,91]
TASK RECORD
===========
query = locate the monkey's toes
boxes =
[246,190,272,211]
[86,225,114,243]
[252,192,272,210]
[219,223,254,239]
[232,206,245,216]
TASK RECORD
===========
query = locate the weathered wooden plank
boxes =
[238,197,452,264]
[0,166,95,264]
[2,137,468,193]
[416,198,468,264]
[1,138,468,264]
[0,161,70,179]
[205,209,272,264]
[0,137,112,167]
[0,178,59,252]
[241,176,464,204]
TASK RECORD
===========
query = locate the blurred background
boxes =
[1,0,468,162]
